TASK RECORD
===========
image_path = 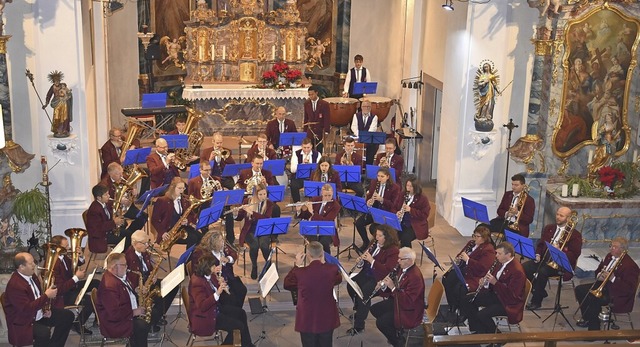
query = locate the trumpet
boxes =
[379,153,391,168]
[364,265,399,304]
[470,259,499,302]
[349,241,377,274]
[285,200,333,207]
[212,147,231,161]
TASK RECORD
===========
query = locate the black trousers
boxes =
[245,232,273,269]
[398,223,416,248]
[63,279,101,325]
[522,260,559,305]
[300,330,334,347]
[33,308,74,347]
[172,225,202,250]
[460,289,506,334]
[217,305,253,347]
[290,177,305,202]
[442,270,468,312]
[131,317,151,347]
[355,214,379,250]
[574,282,608,330]
[220,275,248,308]
[371,298,401,346]
[346,271,377,329]
[364,143,378,165]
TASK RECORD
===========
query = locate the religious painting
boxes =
[552,6,639,158]
[297,0,334,71]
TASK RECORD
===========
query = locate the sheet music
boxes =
[161,263,185,298]
[103,238,127,269]
[75,268,97,306]
[341,266,363,300]
[259,263,279,298]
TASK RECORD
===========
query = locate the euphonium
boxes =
[112,166,145,237]
[159,195,212,252]
[200,176,222,199]
[64,228,87,273]
[547,211,578,270]
[175,130,204,170]
[41,243,66,311]
[508,187,529,231]
[590,250,627,298]
[119,122,144,164]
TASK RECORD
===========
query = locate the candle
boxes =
[297,45,301,60]
[0,104,4,149]
[272,45,276,60]
[222,45,226,60]
[282,44,286,61]
[572,184,579,197]
[198,45,204,61]
[211,44,215,60]
[634,149,638,162]
[561,184,568,197]
[588,150,593,164]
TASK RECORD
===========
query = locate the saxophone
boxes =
[138,251,164,323]
[159,195,212,252]
[508,188,529,231]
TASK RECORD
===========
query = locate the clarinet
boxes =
[363,264,400,304]
[470,259,500,302]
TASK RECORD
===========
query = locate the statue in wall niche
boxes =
[161,36,186,67]
[42,70,72,138]
[473,60,500,132]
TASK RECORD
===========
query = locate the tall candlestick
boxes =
[222,45,226,60]
[634,149,638,162]
[282,44,286,61]
[572,184,579,197]
[588,150,594,164]
[561,184,568,197]
[211,44,215,60]
[297,45,301,60]
[272,45,276,60]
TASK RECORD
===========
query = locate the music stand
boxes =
[251,262,285,345]
[255,217,291,272]
[303,181,337,199]
[366,164,396,183]
[421,242,444,282]
[221,163,251,177]
[461,197,491,224]
[448,255,468,330]
[167,247,194,325]
[279,132,307,147]
[295,163,315,179]
[542,242,575,331]
[300,221,335,254]
[370,207,402,231]
[334,165,361,183]
[135,184,168,218]
[353,82,378,95]
[212,189,245,206]
[160,134,188,149]
[337,193,370,259]
[360,131,386,172]
[158,263,185,347]
[123,147,152,167]
[266,185,285,202]
[263,159,286,176]
[505,230,536,260]
[323,251,350,319]
[196,202,224,230]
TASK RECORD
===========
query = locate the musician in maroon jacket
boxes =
[371,247,425,347]
[443,224,495,314]
[237,154,278,191]
[200,132,236,190]
[190,231,247,308]
[574,237,639,330]
[374,138,404,185]
[86,184,126,253]
[523,207,582,310]
[354,167,401,252]
[284,241,342,347]
[4,252,74,347]
[188,254,253,346]
[310,156,342,193]
[50,235,99,335]
[461,242,526,334]
[296,184,341,253]
[101,162,148,240]
[245,133,277,162]
[234,183,276,280]
[347,225,400,335]
[290,138,322,203]
[151,177,202,250]
[146,137,180,189]
[304,85,331,153]
[335,137,364,197]
[96,253,150,347]
[167,115,187,135]
[266,106,297,151]
[396,176,431,248]
[489,174,535,237]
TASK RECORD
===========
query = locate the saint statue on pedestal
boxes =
[43,71,72,138]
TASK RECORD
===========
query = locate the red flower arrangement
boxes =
[262,70,277,82]
[261,61,303,88]
[285,69,302,82]
[272,61,289,74]
[597,166,625,188]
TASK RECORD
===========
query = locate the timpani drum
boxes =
[325,97,359,127]
[360,96,393,122]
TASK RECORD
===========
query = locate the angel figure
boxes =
[160,36,185,67]
[473,60,500,132]
[306,37,330,69]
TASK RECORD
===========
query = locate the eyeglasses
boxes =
[134,241,149,246]
[399,257,412,261]
[115,263,127,268]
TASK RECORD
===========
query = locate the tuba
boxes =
[547,211,578,270]
[159,195,212,252]
[174,108,205,169]
[64,228,87,273]
[112,166,146,237]
[120,122,144,164]
[41,243,66,311]
[590,250,627,298]
[508,188,529,231]
[200,176,222,199]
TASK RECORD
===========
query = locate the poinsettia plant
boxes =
[262,70,277,82]
[285,69,302,82]
[272,61,289,75]
[597,166,625,188]
[259,61,303,89]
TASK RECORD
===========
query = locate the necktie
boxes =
[176,199,182,214]
[552,226,563,245]
[605,257,617,272]
[161,154,169,168]
[259,201,264,214]
[279,121,284,133]
[207,278,217,291]
[356,69,361,81]
[312,101,316,112]
[61,257,69,271]
[104,205,111,219]
[322,173,327,182]
[363,115,368,126]
[379,184,385,197]
[371,245,381,257]
[30,278,40,297]
[140,255,148,272]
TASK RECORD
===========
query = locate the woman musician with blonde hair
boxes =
[296,183,341,254]
[151,177,202,250]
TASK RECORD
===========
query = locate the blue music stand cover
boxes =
[136,184,168,217]
[176,245,196,267]
[461,197,491,224]
[279,132,307,147]
[300,221,335,238]
[353,82,378,95]
[123,147,152,166]
[545,242,574,274]
[267,185,285,202]
[337,193,369,214]
[295,163,315,179]
[334,165,361,183]
[449,255,467,287]
[505,230,536,260]
[212,189,245,207]
[359,131,386,145]
[420,242,444,271]
[304,181,336,199]
[263,159,286,176]
[161,134,188,149]
[324,252,345,272]
[255,217,292,238]
[366,165,396,182]
[141,92,167,108]
[221,163,251,177]
[370,207,402,231]
[197,202,224,229]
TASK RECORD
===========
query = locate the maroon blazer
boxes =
[303,98,331,141]
[400,194,431,240]
[51,255,81,309]
[310,170,343,193]
[237,168,276,190]
[335,150,363,167]
[266,118,297,148]
[86,200,117,253]
[200,147,236,164]
[365,180,402,213]
[235,198,274,246]
[245,145,277,163]
[284,260,342,333]
[124,246,153,289]
[191,245,239,279]
[187,175,222,200]
[146,151,179,189]
[496,191,535,237]
[374,153,404,185]
[188,274,221,336]
[384,264,425,329]
[464,242,496,292]
[490,259,526,324]
[595,253,640,313]
[364,245,400,281]
[100,140,121,180]
[536,224,582,280]
[4,272,50,346]
[297,197,341,246]
[151,195,197,244]
[96,270,138,338]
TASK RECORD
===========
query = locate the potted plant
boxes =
[12,186,49,248]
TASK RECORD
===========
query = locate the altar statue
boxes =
[473,60,500,132]
[43,71,72,138]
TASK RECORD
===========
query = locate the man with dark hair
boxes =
[289,137,321,203]
[3,252,74,347]
[489,174,535,237]
[86,184,127,253]
[168,115,187,134]
[304,86,330,153]
[343,54,371,99]
[374,138,403,185]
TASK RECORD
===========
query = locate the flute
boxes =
[285,200,333,207]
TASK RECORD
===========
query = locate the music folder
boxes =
[177,245,196,267]
[161,263,185,298]
[160,134,188,149]
[420,242,444,271]
[266,185,285,202]
[255,217,292,238]
[103,238,127,270]
[123,147,152,166]
[299,220,335,238]
[461,197,490,224]
[295,163,315,179]
[359,131,386,145]
[303,181,336,199]
[545,241,574,275]
[342,266,364,300]
[221,163,251,177]
[263,159,286,176]
[279,132,307,147]
[75,268,97,306]
[212,189,245,206]
[449,256,467,287]
[334,164,361,183]
[136,184,168,217]
[353,82,378,95]
[259,263,279,298]
[366,164,396,182]
[337,192,369,214]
